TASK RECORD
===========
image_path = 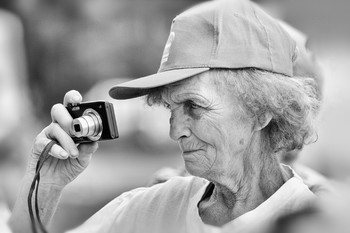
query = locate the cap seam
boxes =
[252,6,273,71]
[209,5,218,66]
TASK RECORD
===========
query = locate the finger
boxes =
[63,90,82,106]
[44,123,79,158]
[76,142,98,166]
[51,103,73,133]
[78,142,99,155]
[33,137,69,159]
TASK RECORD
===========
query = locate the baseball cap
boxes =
[278,20,322,80]
[109,0,297,100]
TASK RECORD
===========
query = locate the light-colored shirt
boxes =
[68,166,318,233]
[0,201,12,233]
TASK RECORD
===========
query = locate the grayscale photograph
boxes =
[0,0,349,233]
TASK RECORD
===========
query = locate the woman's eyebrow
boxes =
[173,92,211,105]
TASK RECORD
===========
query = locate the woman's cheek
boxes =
[193,118,223,151]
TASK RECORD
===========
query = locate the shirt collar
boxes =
[191,164,317,232]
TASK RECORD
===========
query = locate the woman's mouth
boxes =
[182,149,203,158]
[183,149,199,153]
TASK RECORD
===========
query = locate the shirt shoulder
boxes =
[292,163,334,197]
[68,176,208,233]
[0,200,11,233]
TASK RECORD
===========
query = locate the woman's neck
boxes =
[198,135,288,226]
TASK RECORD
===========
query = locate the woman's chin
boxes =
[183,154,209,178]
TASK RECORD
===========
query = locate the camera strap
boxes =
[28,140,57,233]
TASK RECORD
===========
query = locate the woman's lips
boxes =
[180,140,206,155]
[183,149,199,153]
[182,149,202,156]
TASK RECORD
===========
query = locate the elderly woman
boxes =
[9,0,325,232]
[147,17,325,186]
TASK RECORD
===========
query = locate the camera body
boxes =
[66,101,119,143]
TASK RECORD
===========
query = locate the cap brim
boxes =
[109,68,209,99]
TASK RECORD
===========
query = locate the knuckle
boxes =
[50,122,61,131]
[32,137,47,155]
[33,138,40,151]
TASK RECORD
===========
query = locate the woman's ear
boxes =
[254,112,272,131]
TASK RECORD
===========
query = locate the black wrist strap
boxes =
[28,140,57,233]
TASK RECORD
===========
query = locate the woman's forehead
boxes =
[161,72,218,101]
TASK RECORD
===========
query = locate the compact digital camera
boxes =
[66,101,119,143]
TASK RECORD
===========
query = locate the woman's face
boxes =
[161,72,256,181]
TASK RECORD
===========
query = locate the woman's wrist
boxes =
[22,172,64,190]
[23,173,64,219]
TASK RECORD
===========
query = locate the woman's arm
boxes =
[8,90,98,233]
[8,174,63,233]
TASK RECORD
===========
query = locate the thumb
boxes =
[75,142,99,167]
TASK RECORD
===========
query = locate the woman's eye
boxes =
[189,102,200,109]
[183,100,205,119]
[186,101,201,110]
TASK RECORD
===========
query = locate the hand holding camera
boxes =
[28,90,118,187]
[9,90,119,233]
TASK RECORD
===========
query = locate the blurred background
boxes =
[0,0,349,232]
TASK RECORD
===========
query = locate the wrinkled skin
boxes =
[161,72,286,226]
[162,73,256,183]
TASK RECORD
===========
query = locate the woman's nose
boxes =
[169,107,191,141]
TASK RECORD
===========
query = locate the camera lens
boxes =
[71,109,103,141]
[74,124,81,132]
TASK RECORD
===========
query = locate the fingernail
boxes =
[60,151,69,158]
[70,148,79,158]
[73,95,80,102]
